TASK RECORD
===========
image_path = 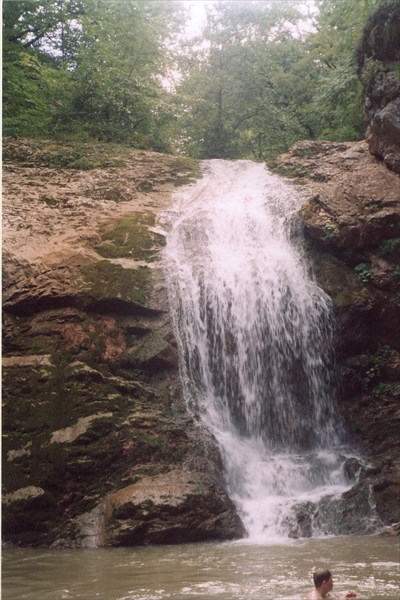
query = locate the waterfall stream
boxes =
[162,160,358,541]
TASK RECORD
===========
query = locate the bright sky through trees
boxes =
[183,0,207,37]
[182,0,317,39]
[3,0,382,156]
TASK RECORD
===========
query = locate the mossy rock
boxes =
[268,161,308,180]
[80,260,152,307]
[3,138,130,170]
[310,251,372,308]
[170,157,202,186]
[95,212,165,261]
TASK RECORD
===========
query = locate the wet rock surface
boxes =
[270,139,400,532]
[2,138,244,547]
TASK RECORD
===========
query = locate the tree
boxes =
[306,0,382,140]
[174,1,318,159]
[3,0,184,147]
[3,0,385,154]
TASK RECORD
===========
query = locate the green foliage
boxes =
[174,1,319,159]
[3,43,70,137]
[68,0,180,145]
[321,225,337,241]
[305,0,382,141]
[2,0,184,148]
[379,238,400,258]
[2,0,387,156]
[354,262,372,282]
[173,0,383,159]
[371,382,391,397]
[362,345,391,393]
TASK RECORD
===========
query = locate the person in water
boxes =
[306,569,357,600]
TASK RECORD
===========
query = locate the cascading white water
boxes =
[162,160,356,541]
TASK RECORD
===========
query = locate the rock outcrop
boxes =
[2,138,245,547]
[269,139,400,530]
[357,0,400,173]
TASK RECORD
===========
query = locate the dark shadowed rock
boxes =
[100,468,245,546]
[357,0,400,173]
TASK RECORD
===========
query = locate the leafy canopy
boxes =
[3,0,384,157]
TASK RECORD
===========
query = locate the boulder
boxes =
[100,468,245,546]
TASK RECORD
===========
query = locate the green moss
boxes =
[130,327,170,362]
[268,162,307,179]
[379,237,400,258]
[311,252,372,307]
[321,225,337,241]
[95,212,165,261]
[9,334,59,355]
[80,260,152,306]
[170,157,202,185]
[5,139,130,170]
[354,262,372,283]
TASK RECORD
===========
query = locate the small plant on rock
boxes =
[371,383,391,398]
[354,262,372,283]
[321,225,336,241]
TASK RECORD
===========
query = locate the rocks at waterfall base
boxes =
[268,2,400,535]
[99,469,243,546]
[2,139,244,547]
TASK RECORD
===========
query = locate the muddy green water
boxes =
[2,536,399,599]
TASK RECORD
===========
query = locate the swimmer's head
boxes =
[313,569,332,588]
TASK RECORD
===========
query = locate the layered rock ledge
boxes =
[2,138,244,547]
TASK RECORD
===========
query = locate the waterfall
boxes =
[162,160,355,541]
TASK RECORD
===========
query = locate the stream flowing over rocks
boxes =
[269,139,400,534]
[2,12,400,543]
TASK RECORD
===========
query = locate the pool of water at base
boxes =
[2,535,399,600]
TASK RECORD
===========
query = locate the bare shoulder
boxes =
[305,592,320,600]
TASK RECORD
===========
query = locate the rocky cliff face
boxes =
[357,0,400,174]
[269,139,400,531]
[2,139,244,547]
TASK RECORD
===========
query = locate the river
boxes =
[3,536,399,599]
